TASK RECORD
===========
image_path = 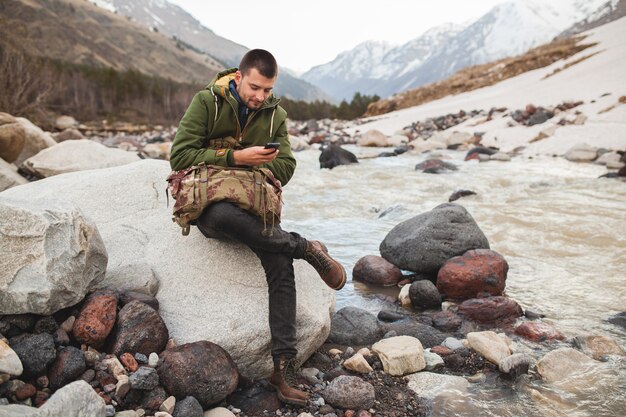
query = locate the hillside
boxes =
[0,0,222,85]
[364,35,597,116]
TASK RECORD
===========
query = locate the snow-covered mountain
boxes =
[560,0,625,37]
[91,0,331,102]
[302,0,609,101]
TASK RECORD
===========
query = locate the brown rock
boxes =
[55,128,85,142]
[34,390,50,407]
[457,296,523,323]
[345,411,356,417]
[0,123,26,163]
[15,383,36,400]
[95,370,117,387]
[120,352,139,372]
[47,346,87,390]
[110,300,169,357]
[73,291,118,347]
[352,255,403,286]
[119,291,160,311]
[0,112,17,126]
[437,249,508,300]
[158,341,238,408]
[430,345,453,357]
[431,310,462,332]
[514,322,565,342]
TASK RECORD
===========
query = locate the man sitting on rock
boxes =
[169,49,346,406]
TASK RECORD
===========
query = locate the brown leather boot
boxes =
[268,357,309,406]
[304,240,347,290]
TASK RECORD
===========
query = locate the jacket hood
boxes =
[207,68,280,108]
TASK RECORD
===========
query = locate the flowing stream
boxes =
[280,146,626,417]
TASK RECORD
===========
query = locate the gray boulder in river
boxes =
[0,159,334,379]
[379,203,489,274]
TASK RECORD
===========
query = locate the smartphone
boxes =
[264,142,281,150]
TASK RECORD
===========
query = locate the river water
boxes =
[280,146,626,417]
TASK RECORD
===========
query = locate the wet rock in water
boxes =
[371,336,425,376]
[514,321,565,342]
[119,291,160,311]
[382,319,446,348]
[129,366,159,390]
[564,143,598,162]
[409,280,441,309]
[227,385,281,416]
[48,346,87,390]
[466,331,511,366]
[0,339,23,376]
[0,198,108,315]
[437,249,508,300]
[73,291,118,348]
[10,333,56,378]
[464,146,497,161]
[377,310,407,323]
[574,335,626,360]
[357,129,388,147]
[524,309,545,320]
[431,310,462,332]
[448,189,477,202]
[158,341,238,408]
[608,312,626,330]
[499,353,534,377]
[406,372,469,400]
[110,300,169,357]
[378,151,397,157]
[172,395,204,417]
[319,143,358,169]
[328,307,385,346]
[394,145,409,155]
[380,203,489,274]
[352,255,403,287]
[323,375,375,410]
[414,158,458,173]
[457,296,523,323]
[0,122,26,163]
[536,347,597,384]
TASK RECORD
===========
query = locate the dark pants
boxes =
[196,202,307,360]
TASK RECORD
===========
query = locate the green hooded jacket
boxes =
[170,68,296,185]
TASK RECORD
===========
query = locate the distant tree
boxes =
[280,92,380,121]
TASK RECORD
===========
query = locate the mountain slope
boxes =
[560,0,626,36]
[0,0,222,84]
[303,0,608,101]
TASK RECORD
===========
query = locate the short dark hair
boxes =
[239,49,278,79]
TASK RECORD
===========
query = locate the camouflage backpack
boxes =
[166,163,282,236]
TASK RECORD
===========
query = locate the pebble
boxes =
[0,373,9,384]
[115,375,130,399]
[103,383,116,393]
[129,366,159,390]
[344,347,355,357]
[83,349,100,365]
[301,367,321,384]
[120,352,139,372]
[103,356,127,379]
[60,316,76,333]
[357,348,371,357]
[105,405,116,417]
[0,398,9,406]
[134,353,148,364]
[160,395,176,413]
[154,412,172,417]
[328,349,342,357]
[148,352,159,367]
[114,411,138,417]
[442,337,465,351]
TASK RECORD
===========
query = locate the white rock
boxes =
[408,139,446,154]
[154,413,172,417]
[0,197,107,315]
[423,349,444,371]
[398,284,411,307]
[329,348,343,357]
[357,347,371,357]
[21,139,140,178]
[0,339,23,376]
[0,159,335,379]
[39,380,106,417]
[0,404,38,416]
[343,353,373,374]
[564,143,598,162]
[92,262,159,296]
[467,331,511,366]
[160,396,176,413]
[406,372,469,400]
[357,129,388,147]
[114,411,139,417]
[203,407,236,417]
[606,160,625,169]
[595,151,621,166]
[115,374,130,399]
[536,347,597,384]
[289,136,311,151]
[148,352,159,368]
[103,357,126,379]
[446,131,472,147]
[387,134,409,147]
[442,337,464,351]
[297,414,314,417]
[573,114,587,125]
[372,335,425,376]
[0,157,27,192]
[143,143,172,160]
[14,117,57,166]
[575,335,625,360]
[55,116,77,130]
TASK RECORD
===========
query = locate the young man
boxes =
[169,49,346,406]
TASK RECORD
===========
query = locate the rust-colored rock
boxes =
[457,296,523,323]
[437,249,508,300]
[0,123,26,163]
[352,255,403,287]
[158,341,238,408]
[429,345,454,357]
[73,291,118,347]
[514,321,565,342]
[120,352,138,372]
[34,390,50,407]
[110,300,169,357]
[15,383,36,401]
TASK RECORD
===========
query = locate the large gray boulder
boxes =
[20,139,140,178]
[0,158,28,192]
[1,160,335,379]
[379,203,489,274]
[0,197,107,315]
[14,117,57,166]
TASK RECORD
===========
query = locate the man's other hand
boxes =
[232,146,279,166]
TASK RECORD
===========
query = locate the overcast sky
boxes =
[169,0,506,73]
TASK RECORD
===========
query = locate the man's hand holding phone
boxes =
[232,143,280,166]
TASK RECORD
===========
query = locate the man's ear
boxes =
[234,70,242,84]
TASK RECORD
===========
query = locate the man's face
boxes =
[234,68,276,110]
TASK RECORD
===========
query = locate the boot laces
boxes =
[305,246,332,276]
[281,358,298,387]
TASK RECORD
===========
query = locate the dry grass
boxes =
[365,36,598,117]
[543,51,602,79]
